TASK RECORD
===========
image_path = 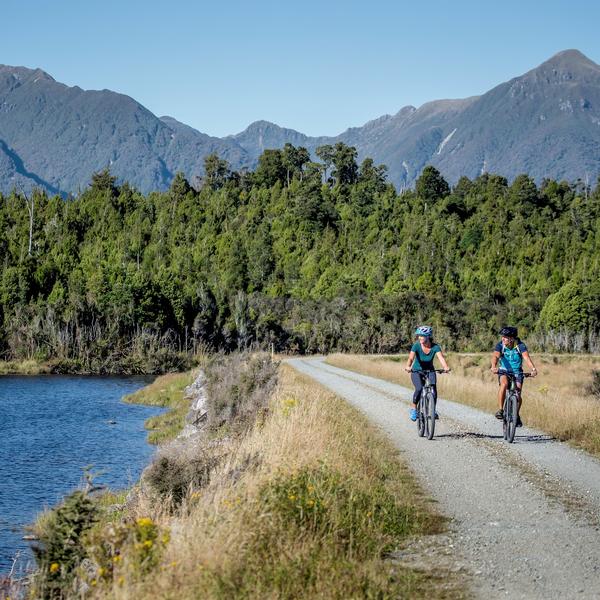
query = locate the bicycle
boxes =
[411,369,446,440]
[497,370,532,443]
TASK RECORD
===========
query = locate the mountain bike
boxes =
[498,370,532,443]
[412,369,446,440]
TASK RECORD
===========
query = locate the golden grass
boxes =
[326,353,600,457]
[88,364,462,599]
[0,359,51,375]
[124,371,196,444]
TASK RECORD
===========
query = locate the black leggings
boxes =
[411,371,437,405]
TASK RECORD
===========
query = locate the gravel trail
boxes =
[288,357,600,599]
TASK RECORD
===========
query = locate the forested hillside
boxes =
[1,142,599,372]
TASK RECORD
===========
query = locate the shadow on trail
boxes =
[436,431,504,440]
[436,431,556,443]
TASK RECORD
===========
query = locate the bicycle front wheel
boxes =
[505,392,518,443]
[425,391,436,440]
[417,397,426,437]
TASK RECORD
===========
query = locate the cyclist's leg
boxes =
[427,371,439,418]
[410,372,423,408]
[410,372,423,420]
[497,375,508,408]
[496,375,508,418]
[515,376,524,425]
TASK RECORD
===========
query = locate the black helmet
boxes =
[499,326,518,337]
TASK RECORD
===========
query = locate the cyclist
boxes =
[490,326,538,426]
[404,325,451,421]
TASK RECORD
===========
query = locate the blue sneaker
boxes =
[435,412,440,420]
[410,408,418,421]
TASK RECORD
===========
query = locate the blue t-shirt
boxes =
[495,341,527,373]
[411,342,441,371]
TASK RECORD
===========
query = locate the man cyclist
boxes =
[405,325,451,421]
[491,326,538,426]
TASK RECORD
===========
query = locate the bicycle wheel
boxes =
[505,392,518,443]
[417,395,426,437]
[502,395,509,440]
[425,391,436,440]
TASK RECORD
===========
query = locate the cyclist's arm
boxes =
[522,351,537,376]
[405,351,416,372]
[437,350,451,372]
[491,350,501,373]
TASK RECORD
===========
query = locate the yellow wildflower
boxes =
[49,563,60,573]
[143,540,153,548]
[136,517,154,528]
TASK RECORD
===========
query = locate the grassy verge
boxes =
[31,356,464,599]
[124,371,196,444]
[0,359,52,375]
[326,353,600,457]
[108,364,456,599]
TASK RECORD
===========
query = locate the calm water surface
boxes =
[0,375,161,571]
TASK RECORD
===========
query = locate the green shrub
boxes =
[31,490,98,599]
[87,516,168,585]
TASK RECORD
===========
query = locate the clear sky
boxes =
[2,0,599,137]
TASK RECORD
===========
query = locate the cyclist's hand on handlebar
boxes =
[531,368,538,378]
[404,367,411,373]
[444,368,451,373]
[491,367,499,374]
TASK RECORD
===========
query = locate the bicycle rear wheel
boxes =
[425,391,436,440]
[505,392,518,443]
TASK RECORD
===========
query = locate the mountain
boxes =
[0,65,247,194]
[1,49,600,195]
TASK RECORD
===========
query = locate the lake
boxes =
[0,375,162,572]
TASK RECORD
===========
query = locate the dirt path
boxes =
[288,358,600,599]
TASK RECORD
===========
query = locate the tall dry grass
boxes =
[85,364,457,600]
[326,353,600,457]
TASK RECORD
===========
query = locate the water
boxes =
[0,375,162,571]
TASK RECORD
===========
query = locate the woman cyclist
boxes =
[491,326,538,426]
[405,325,451,421]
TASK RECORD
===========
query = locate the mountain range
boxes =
[1,49,599,196]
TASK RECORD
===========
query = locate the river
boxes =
[0,375,162,572]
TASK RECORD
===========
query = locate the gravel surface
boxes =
[288,357,600,599]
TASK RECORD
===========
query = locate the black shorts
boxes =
[497,372,524,384]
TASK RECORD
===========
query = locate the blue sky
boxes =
[2,0,599,137]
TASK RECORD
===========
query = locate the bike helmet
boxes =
[415,325,433,337]
[499,326,518,337]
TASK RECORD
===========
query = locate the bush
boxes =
[87,516,168,585]
[144,442,220,505]
[31,490,98,599]
[205,352,278,431]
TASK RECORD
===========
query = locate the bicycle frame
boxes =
[411,369,445,440]
[497,370,531,443]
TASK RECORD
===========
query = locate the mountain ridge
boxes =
[1,49,599,195]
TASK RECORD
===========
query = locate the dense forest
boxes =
[1,142,599,372]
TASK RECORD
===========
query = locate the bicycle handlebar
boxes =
[409,369,449,374]
[496,369,533,378]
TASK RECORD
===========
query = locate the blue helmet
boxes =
[415,325,433,337]
[499,326,518,338]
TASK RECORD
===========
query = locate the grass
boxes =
[326,353,600,457]
[0,359,52,375]
[83,363,462,599]
[124,371,196,444]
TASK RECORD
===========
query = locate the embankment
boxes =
[17,353,463,599]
